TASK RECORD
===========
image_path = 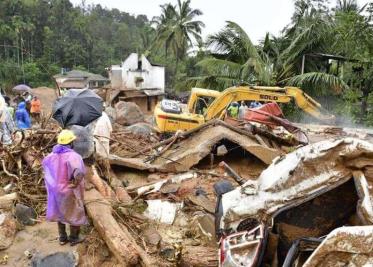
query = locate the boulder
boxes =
[115,101,144,126]
[31,252,77,267]
[105,106,117,124]
[126,123,154,136]
[0,212,17,250]
[14,203,37,226]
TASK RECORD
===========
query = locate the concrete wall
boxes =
[110,66,122,88]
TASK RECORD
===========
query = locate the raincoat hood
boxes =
[52,144,73,154]
[18,102,26,109]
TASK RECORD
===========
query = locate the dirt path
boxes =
[0,220,77,267]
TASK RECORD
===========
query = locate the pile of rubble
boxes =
[1,101,373,266]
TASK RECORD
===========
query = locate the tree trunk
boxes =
[360,89,369,123]
[180,246,218,267]
[84,189,140,266]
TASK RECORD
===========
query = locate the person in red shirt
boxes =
[30,96,41,124]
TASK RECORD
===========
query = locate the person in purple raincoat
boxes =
[42,129,87,246]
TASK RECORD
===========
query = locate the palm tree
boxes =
[153,0,204,71]
[190,2,348,96]
[189,21,272,90]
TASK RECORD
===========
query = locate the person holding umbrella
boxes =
[42,129,87,246]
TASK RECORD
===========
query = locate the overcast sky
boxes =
[70,0,371,43]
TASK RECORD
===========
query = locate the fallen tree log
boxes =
[119,223,155,267]
[0,192,17,210]
[87,165,116,201]
[180,245,218,267]
[95,160,133,204]
[84,188,139,266]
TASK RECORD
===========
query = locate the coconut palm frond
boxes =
[287,72,349,95]
[196,58,243,78]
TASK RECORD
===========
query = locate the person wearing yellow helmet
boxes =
[42,129,87,246]
[57,129,77,145]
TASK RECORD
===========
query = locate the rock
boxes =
[189,212,216,244]
[0,212,17,250]
[159,241,175,260]
[187,194,215,214]
[147,173,162,182]
[160,182,180,194]
[70,125,94,159]
[126,122,154,136]
[24,250,33,259]
[31,252,77,267]
[143,227,162,246]
[173,212,189,227]
[14,203,37,226]
[115,101,144,126]
[105,106,117,124]
[216,144,228,156]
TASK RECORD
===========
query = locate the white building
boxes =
[108,53,165,113]
[110,53,165,91]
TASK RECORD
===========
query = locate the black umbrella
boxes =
[52,89,103,127]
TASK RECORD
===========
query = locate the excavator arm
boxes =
[204,86,335,123]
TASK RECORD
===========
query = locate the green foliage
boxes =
[0,0,151,89]
[287,72,349,95]
[152,0,204,87]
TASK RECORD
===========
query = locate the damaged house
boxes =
[107,53,165,113]
[54,70,109,90]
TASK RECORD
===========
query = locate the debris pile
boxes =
[0,125,59,215]
[2,108,373,266]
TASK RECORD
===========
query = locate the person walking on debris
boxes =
[15,101,31,129]
[227,102,239,118]
[30,96,41,124]
[42,130,87,246]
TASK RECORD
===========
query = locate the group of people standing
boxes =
[0,92,41,145]
[227,100,262,119]
[2,92,41,130]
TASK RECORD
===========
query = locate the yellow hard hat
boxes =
[57,129,76,145]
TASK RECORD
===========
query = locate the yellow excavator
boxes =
[154,86,335,133]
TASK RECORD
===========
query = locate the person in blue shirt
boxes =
[15,102,31,129]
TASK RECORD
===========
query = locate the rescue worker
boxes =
[227,102,239,118]
[15,102,31,129]
[238,101,247,119]
[30,96,41,124]
[42,130,87,246]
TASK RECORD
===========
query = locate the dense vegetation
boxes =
[0,0,373,124]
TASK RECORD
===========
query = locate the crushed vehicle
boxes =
[154,86,335,133]
[215,138,373,266]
